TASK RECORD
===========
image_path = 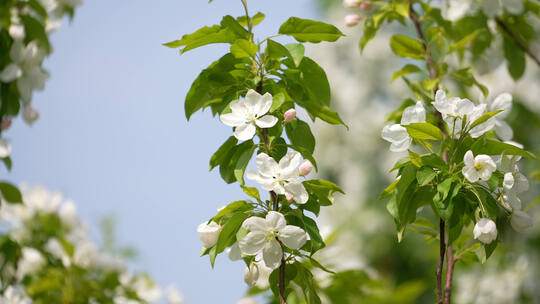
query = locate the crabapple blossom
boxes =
[344,14,361,27]
[299,160,313,176]
[197,221,222,248]
[343,0,361,8]
[0,286,32,304]
[381,101,426,152]
[22,105,39,125]
[9,24,25,40]
[239,211,307,269]
[510,211,533,233]
[220,89,278,141]
[166,285,185,304]
[473,218,497,244]
[244,263,259,287]
[16,247,46,280]
[0,138,12,158]
[462,150,496,182]
[247,151,309,204]
[283,108,296,122]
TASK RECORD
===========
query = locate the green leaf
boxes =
[408,150,423,167]
[405,123,443,140]
[237,12,265,27]
[210,136,238,170]
[303,179,344,207]
[163,25,235,54]
[285,43,305,67]
[220,15,250,39]
[279,17,344,43]
[380,178,399,200]
[449,68,489,97]
[449,29,485,53]
[360,10,388,51]
[269,93,286,112]
[219,140,255,184]
[266,39,291,59]
[212,212,249,267]
[234,144,257,185]
[285,119,315,154]
[416,166,437,186]
[1,157,12,172]
[471,138,536,159]
[241,186,260,201]
[230,39,258,58]
[389,34,425,60]
[502,36,525,80]
[391,64,423,82]
[469,110,503,129]
[212,200,253,223]
[20,15,51,53]
[299,57,331,106]
[421,153,448,171]
[0,182,22,203]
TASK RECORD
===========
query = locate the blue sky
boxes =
[6,0,320,302]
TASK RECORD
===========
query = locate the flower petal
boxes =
[265,211,286,231]
[0,139,12,158]
[239,231,267,256]
[279,151,302,177]
[464,150,475,167]
[242,216,267,232]
[244,90,262,113]
[462,166,479,182]
[255,153,278,177]
[278,225,307,250]
[390,137,411,152]
[0,63,22,82]
[234,123,256,141]
[256,93,273,117]
[494,121,513,141]
[262,239,282,270]
[230,99,248,116]
[284,182,309,204]
[255,115,277,128]
[400,101,426,125]
[381,124,408,143]
[220,113,245,127]
[491,92,512,118]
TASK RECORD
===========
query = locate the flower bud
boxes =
[360,1,372,11]
[343,0,361,8]
[244,263,259,287]
[283,109,296,122]
[344,14,361,27]
[197,221,222,248]
[9,24,25,40]
[511,211,533,232]
[299,160,313,176]
[473,218,497,244]
[1,118,12,130]
[22,106,39,125]
[285,193,294,203]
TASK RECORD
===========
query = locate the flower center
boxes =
[266,229,278,241]
[474,162,484,170]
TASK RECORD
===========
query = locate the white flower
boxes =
[344,14,361,27]
[510,211,533,233]
[343,0,361,8]
[0,286,32,304]
[239,211,307,269]
[16,247,46,280]
[489,92,513,141]
[227,242,242,261]
[132,276,162,303]
[197,221,222,248]
[432,90,494,138]
[244,263,260,287]
[74,240,98,268]
[462,150,496,182]
[473,218,497,244]
[166,285,185,304]
[246,151,309,204]
[9,24,25,40]
[0,138,12,158]
[58,200,79,226]
[381,101,426,152]
[480,0,523,18]
[22,105,39,125]
[220,90,278,141]
[45,238,71,267]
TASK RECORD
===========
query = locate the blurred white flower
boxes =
[462,150,496,182]
[166,284,185,304]
[0,138,12,158]
[16,247,46,280]
[74,240,98,268]
[343,0,361,8]
[197,221,222,249]
[489,92,513,141]
[132,276,162,303]
[22,105,39,125]
[227,242,242,261]
[58,200,78,227]
[381,101,425,152]
[8,24,25,40]
[473,218,498,244]
[244,263,259,287]
[45,238,71,267]
[239,211,307,269]
[480,0,523,18]
[511,210,533,232]
[220,90,277,141]
[247,151,309,204]
[0,285,32,304]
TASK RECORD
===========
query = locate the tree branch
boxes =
[444,245,457,304]
[496,17,540,68]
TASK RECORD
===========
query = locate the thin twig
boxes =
[436,219,446,304]
[444,245,457,304]
[496,17,540,67]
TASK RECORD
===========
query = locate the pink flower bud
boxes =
[360,1,372,11]
[285,194,294,202]
[344,14,361,27]
[283,109,296,122]
[299,160,313,176]
[1,118,12,130]
[343,0,361,8]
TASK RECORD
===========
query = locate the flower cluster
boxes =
[342,0,372,27]
[0,185,185,304]
[0,0,83,158]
